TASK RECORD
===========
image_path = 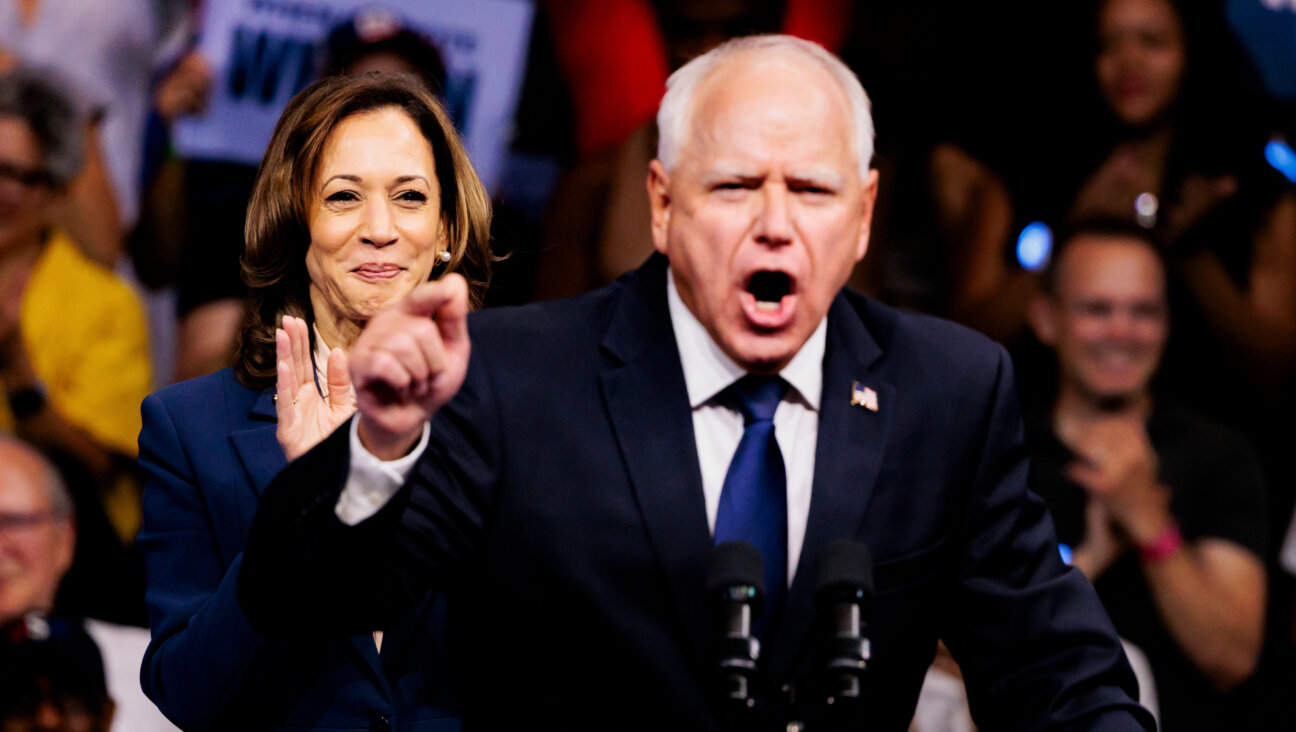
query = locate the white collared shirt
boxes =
[666,269,824,585]
[339,268,829,586]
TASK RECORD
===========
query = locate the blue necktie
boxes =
[714,375,789,635]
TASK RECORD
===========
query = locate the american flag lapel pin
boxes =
[850,381,878,412]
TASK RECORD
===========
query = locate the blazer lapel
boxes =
[228,386,393,685]
[229,388,288,498]
[599,255,713,667]
[380,589,440,677]
[766,295,894,677]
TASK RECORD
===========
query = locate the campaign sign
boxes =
[173,0,533,192]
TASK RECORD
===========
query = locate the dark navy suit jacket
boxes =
[137,368,459,731]
[240,255,1154,730]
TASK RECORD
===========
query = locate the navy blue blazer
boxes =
[240,254,1153,730]
[137,368,459,731]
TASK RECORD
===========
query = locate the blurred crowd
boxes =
[0,0,1294,730]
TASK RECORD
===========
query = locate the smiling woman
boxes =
[134,73,490,730]
[240,74,492,391]
[305,108,446,348]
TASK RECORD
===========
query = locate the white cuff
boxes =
[335,418,430,526]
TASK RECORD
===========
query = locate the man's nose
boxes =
[1117,40,1147,72]
[754,186,792,246]
[360,199,398,248]
[1106,309,1137,339]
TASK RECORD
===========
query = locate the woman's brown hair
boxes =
[234,72,492,389]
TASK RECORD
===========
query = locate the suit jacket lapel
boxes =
[228,385,394,684]
[766,294,894,677]
[599,255,713,667]
[229,388,288,499]
[380,590,440,678]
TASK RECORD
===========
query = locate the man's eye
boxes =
[715,182,748,191]
[793,185,832,195]
[1132,304,1164,320]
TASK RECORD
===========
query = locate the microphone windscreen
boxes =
[706,541,766,598]
[815,539,874,602]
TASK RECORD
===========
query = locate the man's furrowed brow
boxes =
[787,167,845,189]
[701,165,761,185]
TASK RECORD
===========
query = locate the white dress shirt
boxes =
[666,270,824,585]
[337,268,828,585]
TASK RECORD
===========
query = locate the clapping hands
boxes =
[1061,415,1171,546]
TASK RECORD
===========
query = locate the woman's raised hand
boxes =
[275,315,358,461]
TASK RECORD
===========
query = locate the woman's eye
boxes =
[325,190,359,203]
[397,190,428,203]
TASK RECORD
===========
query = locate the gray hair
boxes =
[0,68,85,186]
[655,34,875,179]
[0,436,73,518]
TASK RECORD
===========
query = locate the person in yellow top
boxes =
[2,230,150,457]
[0,69,150,622]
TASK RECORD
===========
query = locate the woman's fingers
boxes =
[288,315,311,381]
[326,347,356,413]
[275,349,297,434]
[275,328,296,394]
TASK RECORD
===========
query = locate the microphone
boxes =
[815,539,874,705]
[705,541,765,708]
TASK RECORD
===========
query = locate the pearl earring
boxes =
[439,249,451,263]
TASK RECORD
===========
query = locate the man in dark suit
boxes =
[239,35,1153,730]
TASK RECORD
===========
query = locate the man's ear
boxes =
[855,168,880,262]
[647,160,671,255]
[1027,292,1058,346]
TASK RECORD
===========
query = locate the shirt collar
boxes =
[667,267,825,410]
